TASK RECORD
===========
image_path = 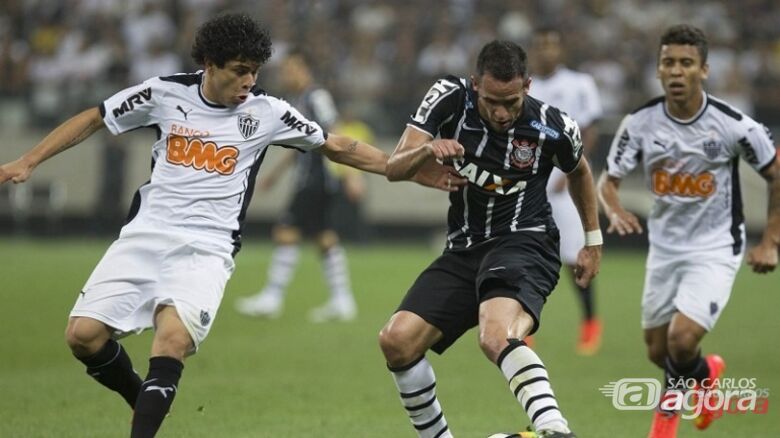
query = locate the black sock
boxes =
[77,339,142,408]
[665,353,710,387]
[131,356,183,438]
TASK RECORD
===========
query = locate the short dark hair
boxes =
[659,24,708,64]
[476,40,528,82]
[191,13,273,67]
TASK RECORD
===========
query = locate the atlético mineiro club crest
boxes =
[510,139,538,169]
[237,113,259,139]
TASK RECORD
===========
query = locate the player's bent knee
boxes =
[666,329,699,359]
[378,327,420,367]
[478,332,509,363]
[64,317,110,357]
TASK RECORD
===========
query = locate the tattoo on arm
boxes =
[346,140,358,153]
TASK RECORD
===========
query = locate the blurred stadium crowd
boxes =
[1,0,780,135]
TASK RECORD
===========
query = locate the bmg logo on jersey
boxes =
[166,135,239,175]
[599,378,662,410]
[651,170,715,197]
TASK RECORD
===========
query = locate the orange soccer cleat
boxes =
[693,354,726,430]
[576,318,602,355]
[647,408,680,438]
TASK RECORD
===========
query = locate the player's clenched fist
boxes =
[425,139,465,161]
[0,158,34,185]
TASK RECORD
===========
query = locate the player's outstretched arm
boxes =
[0,107,104,185]
[567,159,602,287]
[386,126,464,181]
[597,172,643,236]
[748,157,780,274]
[320,132,388,176]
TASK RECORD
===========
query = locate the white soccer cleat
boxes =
[235,291,283,318]
[308,295,357,323]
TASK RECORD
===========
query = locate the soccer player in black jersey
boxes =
[378,41,602,438]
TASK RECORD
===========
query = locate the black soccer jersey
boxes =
[289,86,341,194]
[408,76,583,250]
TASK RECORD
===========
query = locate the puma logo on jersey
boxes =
[166,135,239,175]
[454,159,527,195]
[145,385,176,398]
[280,111,317,135]
[176,105,192,120]
[111,87,152,117]
[652,170,715,197]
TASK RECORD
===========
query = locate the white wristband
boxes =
[584,229,603,246]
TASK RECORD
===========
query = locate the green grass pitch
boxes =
[0,239,777,437]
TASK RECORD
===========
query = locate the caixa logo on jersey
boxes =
[237,114,260,139]
[510,139,538,169]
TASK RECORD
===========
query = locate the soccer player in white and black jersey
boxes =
[598,25,780,438]
[378,40,602,438]
[0,14,460,438]
[530,26,604,355]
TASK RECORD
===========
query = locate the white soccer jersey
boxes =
[606,92,777,253]
[101,71,326,251]
[531,67,602,129]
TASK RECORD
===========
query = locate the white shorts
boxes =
[70,229,235,352]
[546,168,583,265]
[641,245,742,331]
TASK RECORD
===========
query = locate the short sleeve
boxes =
[408,77,464,137]
[553,112,584,173]
[271,100,326,152]
[101,79,160,135]
[605,114,641,178]
[734,118,777,173]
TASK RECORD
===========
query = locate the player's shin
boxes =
[388,356,452,438]
[131,356,183,438]
[497,339,570,434]
[76,339,143,408]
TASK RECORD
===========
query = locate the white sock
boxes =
[262,244,299,298]
[498,341,570,433]
[389,357,452,438]
[322,245,352,301]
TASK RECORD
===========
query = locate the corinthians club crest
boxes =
[510,139,538,169]
[237,113,259,139]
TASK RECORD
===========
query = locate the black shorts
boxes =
[278,187,337,236]
[397,230,561,354]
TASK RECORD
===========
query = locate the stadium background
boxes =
[1,1,779,437]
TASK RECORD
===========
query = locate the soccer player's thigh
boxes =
[641,247,682,330]
[477,233,561,335]
[158,238,235,353]
[397,251,479,354]
[549,194,583,266]
[71,233,163,332]
[673,248,742,332]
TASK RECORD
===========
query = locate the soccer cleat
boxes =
[308,295,357,322]
[693,354,726,430]
[234,291,283,318]
[489,426,576,437]
[647,406,680,438]
[576,318,602,356]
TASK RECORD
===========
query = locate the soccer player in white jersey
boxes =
[530,27,604,355]
[598,24,780,438]
[0,14,461,438]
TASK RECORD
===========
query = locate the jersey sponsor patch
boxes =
[166,135,239,175]
[651,170,715,197]
[111,87,152,117]
[280,110,318,135]
[530,120,561,139]
[412,79,459,124]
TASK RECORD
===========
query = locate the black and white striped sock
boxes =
[322,245,352,300]
[497,340,569,434]
[263,244,299,298]
[389,356,452,438]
